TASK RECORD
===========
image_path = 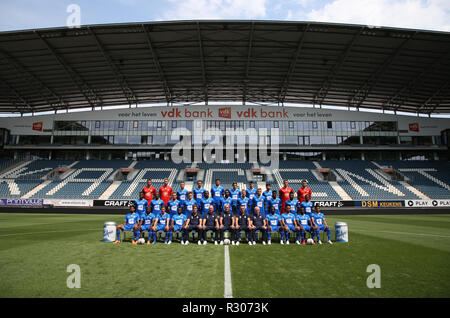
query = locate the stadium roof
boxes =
[0,20,450,115]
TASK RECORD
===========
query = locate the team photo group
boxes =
[115,177,333,246]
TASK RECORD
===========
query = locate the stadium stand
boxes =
[0,159,448,201]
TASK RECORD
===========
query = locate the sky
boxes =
[0,0,449,32]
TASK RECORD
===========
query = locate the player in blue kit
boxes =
[221,190,233,214]
[184,191,198,216]
[246,181,257,211]
[170,206,188,244]
[237,189,251,215]
[151,205,171,244]
[311,205,332,245]
[200,190,215,218]
[140,209,157,244]
[167,192,181,217]
[262,183,273,203]
[295,207,313,245]
[150,193,164,215]
[266,206,280,245]
[114,205,140,244]
[193,180,206,205]
[252,188,266,217]
[211,178,225,212]
[177,181,189,210]
[300,194,314,218]
[280,204,296,245]
[285,192,300,215]
[134,192,149,224]
[268,190,282,215]
[229,182,241,214]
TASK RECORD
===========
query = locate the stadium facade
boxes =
[0,105,448,161]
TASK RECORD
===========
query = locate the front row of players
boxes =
[114,194,332,246]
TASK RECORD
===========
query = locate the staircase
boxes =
[21,180,52,199]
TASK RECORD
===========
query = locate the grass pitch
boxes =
[0,213,449,298]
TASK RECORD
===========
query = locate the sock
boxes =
[168,231,173,242]
[327,227,331,241]
[301,230,305,241]
[296,231,300,241]
[280,231,285,241]
[285,230,289,242]
[268,231,271,241]
[116,229,121,241]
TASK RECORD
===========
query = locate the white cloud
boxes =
[307,0,450,32]
[163,0,267,20]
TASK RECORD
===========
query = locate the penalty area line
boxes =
[224,245,233,298]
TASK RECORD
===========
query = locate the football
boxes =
[307,238,314,245]
[138,238,146,244]
[224,239,231,245]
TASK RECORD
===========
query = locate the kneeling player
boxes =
[114,205,140,244]
[311,206,332,244]
[151,205,171,244]
[280,204,296,245]
[201,205,219,245]
[265,206,281,245]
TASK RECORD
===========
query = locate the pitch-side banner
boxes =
[404,199,450,208]
[43,199,93,207]
[0,198,43,207]
[312,201,355,208]
[94,200,134,207]
[355,200,405,208]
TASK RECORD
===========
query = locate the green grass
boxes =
[0,213,449,298]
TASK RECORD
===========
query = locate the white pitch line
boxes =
[351,229,450,238]
[0,228,99,237]
[224,245,233,298]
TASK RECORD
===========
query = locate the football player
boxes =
[134,191,149,225]
[300,194,314,218]
[265,206,280,245]
[248,207,267,245]
[211,178,225,213]
[297,179,312,203]
[267,190,281,215]
[311,205,332,245]
[167,192,181,217]
[252,188,266,217]
[201,205,219,245]
[159,178,173,206]
[279,179,294,213]
[295,206,313,245]
[235,204,251,246]
[219,204,236,245]
[151,205,171,244]
[170,206,188,245]
[142,179,157,202]
[184,204,202,245]
[184,191,198,216]
[229,182,242,215]
[114,205,140,244]
[200,190,215,218]
[280,204,296,245]
[193,180,206,206]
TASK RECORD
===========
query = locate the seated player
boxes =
[265,206,281,245]
[201,205,219,245]
[151,205,171,244]
[184,191,197,216]
[300,194,314,218]
[114,205,140,244]
[280,204,296,245]
[219,204,236,245]
[167,192,181,217]
[294,206,313,245]
[229,182,241,215]
[268,190,281,216]
[184,204,202,245]
[237,189,251,216]
[200,190,215,218]
[140,207,157,244]
[235,204,251,246]
[285,192,299,215]
[311,205,332,245]
[248,207,267,245]
[134,191,149,225]
[170,206,188,245]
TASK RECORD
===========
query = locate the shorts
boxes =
[317,225,327,231]
[138,214,146,221]
[141,224,152,231]
[268,226,280,233]
[301,225,311,232]
[123,224,136,231]
[173,226,183,232]
[156,225,167,232]
[285,225,295,232]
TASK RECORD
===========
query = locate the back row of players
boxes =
[114,178,332,245]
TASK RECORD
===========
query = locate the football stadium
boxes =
[0,20,449,299]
